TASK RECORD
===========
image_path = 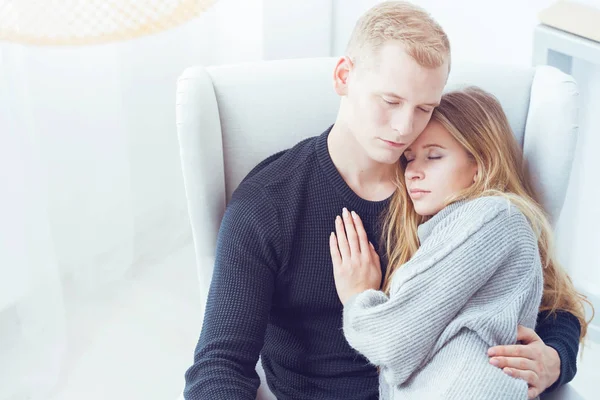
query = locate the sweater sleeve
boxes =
[183,183,282,400]
[536,310,581,393]
[343,200,534,385]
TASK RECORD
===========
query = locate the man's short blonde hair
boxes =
[346,1,450,70]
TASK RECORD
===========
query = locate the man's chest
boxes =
[273,211,384,312]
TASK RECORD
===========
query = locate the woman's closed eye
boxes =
[404,154,442,163]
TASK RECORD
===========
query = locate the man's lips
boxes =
[380,138,406,148]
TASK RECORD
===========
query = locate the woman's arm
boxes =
[342,199,537,385]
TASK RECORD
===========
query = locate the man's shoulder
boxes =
[224,132,323,237]
[237,133,322,193]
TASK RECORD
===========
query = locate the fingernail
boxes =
[488,349,496,356]
[504,368,512,376]
[489,358,499,366]
[351,211,358,219]
[342,207,348,216]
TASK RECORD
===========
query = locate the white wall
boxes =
[212,0,264,64]
[332,0,556,66]
[262,0,333,60]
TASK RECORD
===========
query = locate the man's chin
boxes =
[371,152,402,166]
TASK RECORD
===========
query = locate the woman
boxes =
[329,87,591,399]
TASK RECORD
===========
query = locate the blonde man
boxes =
[183,2,580,399]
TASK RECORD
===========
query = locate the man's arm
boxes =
[183,184,282,400]
[488,310,581,398]
[536,310,581,392]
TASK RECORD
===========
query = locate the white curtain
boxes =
[0,1,264,399]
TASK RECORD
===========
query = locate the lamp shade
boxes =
[0,0,216,46]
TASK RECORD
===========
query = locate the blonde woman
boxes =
[330,87,591,399]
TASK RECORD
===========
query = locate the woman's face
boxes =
[403,120,478,216]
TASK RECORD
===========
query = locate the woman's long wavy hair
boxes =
[381,86,593,341]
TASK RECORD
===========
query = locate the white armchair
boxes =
[175,57,580,399]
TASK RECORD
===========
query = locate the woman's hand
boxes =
[329,207,382,305]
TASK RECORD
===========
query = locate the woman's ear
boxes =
[472,164,479,184]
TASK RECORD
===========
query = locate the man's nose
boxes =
[392,109,415,138]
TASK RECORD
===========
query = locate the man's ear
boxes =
[333,56,353,96]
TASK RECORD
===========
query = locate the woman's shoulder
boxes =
[452,196,532,236]
[430,196,529,236]
[419,195,534,247]
[461,195,525,216]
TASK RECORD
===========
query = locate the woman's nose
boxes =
[405,163,424,180]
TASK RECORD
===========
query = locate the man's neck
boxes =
[328,123,397,202]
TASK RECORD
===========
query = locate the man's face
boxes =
[340,42,449,165]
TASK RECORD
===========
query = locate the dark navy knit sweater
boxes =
[183,126,580,400]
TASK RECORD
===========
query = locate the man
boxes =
[183,2,580,399]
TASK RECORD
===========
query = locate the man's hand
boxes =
[330,208,381,305]
[488,325,561,399]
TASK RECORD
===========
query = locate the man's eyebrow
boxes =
[381,92,439,107]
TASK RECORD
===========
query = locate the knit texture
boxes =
[343,197,544,400]
[183,128,387,400]
[537,310,582,392]
[183,126,581,399]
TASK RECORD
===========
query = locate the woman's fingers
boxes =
[351,211,370,255]
[369,241,381,268]
[337,208,377,266]
[335,215,350,261]
[330,232,342,266]
[342,208,360,256]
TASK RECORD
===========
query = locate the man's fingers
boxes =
[488,344,534,360]
[335,215,350,261]
[527,387,541,399]
[330,232,342,266]
[516,325,541,345]
[490,356,536,372]
[503,367,539,387]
